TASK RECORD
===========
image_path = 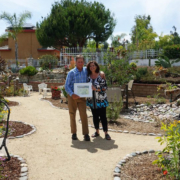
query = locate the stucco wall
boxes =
[0,31,59,59]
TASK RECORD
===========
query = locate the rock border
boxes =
[85,116,163,137]
[10,154,29,180]
[8,120,36,139]
[113,149,158,180]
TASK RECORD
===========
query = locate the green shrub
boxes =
[137,67,148,76]
[163,44,180,59]
[20,66,38,76]
[153,93,166,104]
[39,54,58,70]
[106,95,123,122]
[135,67,148,81]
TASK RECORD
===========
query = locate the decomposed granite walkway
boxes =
[7,92,164,180]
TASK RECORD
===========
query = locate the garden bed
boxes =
[7,101,19,107]
[119,153,172,180]
[88,116,165,134]
[0,121,33,138]
[0,157,21,180]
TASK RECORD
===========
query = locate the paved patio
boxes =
[7,92,164,180]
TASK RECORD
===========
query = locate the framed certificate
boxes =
[74,83,92,97]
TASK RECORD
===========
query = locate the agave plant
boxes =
[155,55,180,68]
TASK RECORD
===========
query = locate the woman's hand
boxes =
[99,71,105,79]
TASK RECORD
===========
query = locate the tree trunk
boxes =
[15,41,18,72]
[96,42,98,49]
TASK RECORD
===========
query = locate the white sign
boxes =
[74,83,92,97]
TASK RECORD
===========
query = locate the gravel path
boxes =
[7,92,165,180]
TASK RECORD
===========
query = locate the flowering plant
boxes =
[153,66,168,76]
[0,110,8,122]
[153,121,180,179]
[51,86,61,91]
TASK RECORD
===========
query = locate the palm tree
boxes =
[0,11,31,72]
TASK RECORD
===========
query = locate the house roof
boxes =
[0,45,11,51]
[37,47,60,52]
[7,23,36,30]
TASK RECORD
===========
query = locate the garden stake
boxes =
[125,84,128,109]
[0,99,11,161]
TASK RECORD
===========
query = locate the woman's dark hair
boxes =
[86,61,100,75]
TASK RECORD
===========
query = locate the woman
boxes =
[86,61,111,140]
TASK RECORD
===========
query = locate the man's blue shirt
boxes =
[65,67,87,96]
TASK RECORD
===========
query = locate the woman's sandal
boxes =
[105,134,111,140]
[91,132,99,137]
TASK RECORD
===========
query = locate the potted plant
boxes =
[158,82,179,102]
[51,86,61,100]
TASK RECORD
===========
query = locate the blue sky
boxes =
[0,0,180,44]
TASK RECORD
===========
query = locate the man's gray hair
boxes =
[76,54,84,61]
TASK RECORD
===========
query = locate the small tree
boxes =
[102,51,137,86]
[106,96,123,122]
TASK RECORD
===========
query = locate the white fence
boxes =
[5,49,167,70]
[59,48,162,66]
[128,49,162,60]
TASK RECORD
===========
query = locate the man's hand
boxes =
[72,94,80,99]
[99,71,105,79]
[92,85,96,91]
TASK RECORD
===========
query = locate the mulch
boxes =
[0,121,33,138]
[0,157,21,180]
[120,153,174,180]
[7,101,19,107]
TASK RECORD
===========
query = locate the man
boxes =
[65,55,90,141]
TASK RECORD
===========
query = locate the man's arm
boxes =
[65,72,80,99]
[65,72,74,96]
